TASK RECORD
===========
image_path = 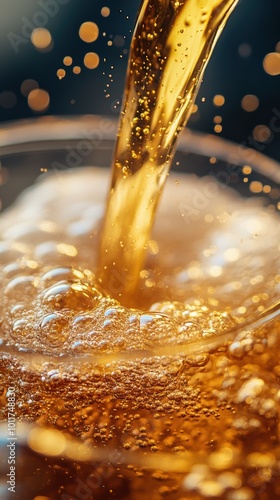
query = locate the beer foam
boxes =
[0,168,279,359]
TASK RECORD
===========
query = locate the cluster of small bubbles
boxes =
[149,300,236,342]
[5,275,37,301]
[0,0,280,468]
[249,180,263,194]
[0,243,252,361]
[1,77,50,114]
[41,266,74,284]
[42,280,102,312]
[0,168,7,211]
[31,27,53,52]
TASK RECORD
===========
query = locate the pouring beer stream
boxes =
[99,0,239,300]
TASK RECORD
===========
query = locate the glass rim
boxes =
[0,114,279,185]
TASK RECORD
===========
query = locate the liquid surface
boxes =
[0,168,278,356]
[99,0,239,297]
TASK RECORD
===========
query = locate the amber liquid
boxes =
[99,0,239,300]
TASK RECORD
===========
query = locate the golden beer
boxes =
[1,1,280,499]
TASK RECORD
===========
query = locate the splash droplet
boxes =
[213,94,225,107]
[31,28,53,51]
[84,52,100,69]
[79,22,99,43]
[57,68,66,80]
[241,94,259,112]
[73,66,81,75]
[28,89,50,112]
[63,56,73,66]
[101,7,110,17]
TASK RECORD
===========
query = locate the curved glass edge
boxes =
[0,115,279,184]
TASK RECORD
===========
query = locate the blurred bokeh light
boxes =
[0,0,280,163]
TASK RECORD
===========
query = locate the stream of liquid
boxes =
[99,0,239,299]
